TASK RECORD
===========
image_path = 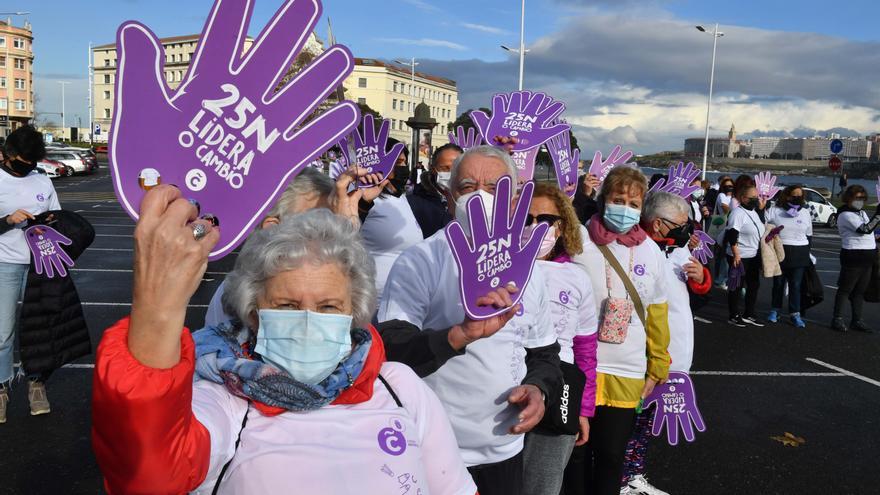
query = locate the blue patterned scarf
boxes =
[192,320,371,412]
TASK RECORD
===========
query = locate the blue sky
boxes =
[24,0,880,152]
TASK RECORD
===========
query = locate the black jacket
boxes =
[406,183,452,239]
[19,210,94,376]
[572,175,599,225]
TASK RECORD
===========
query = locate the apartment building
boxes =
[0,18,34,137]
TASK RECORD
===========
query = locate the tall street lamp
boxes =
[394,57,419,108]
[58,81,70,141]
[696,23,724,180]
[500,0,528,90]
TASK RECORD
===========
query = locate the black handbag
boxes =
[800,263,824,313]
[537,361,586,436]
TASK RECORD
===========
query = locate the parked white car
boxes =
[45,150,88,174]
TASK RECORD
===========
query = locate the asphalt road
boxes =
[0,158,877,494]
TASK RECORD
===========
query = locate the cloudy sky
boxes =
[26,0,880,153]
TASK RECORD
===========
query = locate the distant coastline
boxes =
[638,156,879,180]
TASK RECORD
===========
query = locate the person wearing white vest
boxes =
[618,191,711,495]
[378,145,562,495]
[832,185,880,333]
[92,197,477,495]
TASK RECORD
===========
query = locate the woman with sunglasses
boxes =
[832,185,880,332]
[520,183,598,495]
[764,185,813,328]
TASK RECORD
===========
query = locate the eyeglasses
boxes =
[526,213,562,226]
[661,218,693,234]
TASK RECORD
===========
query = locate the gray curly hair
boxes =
[222,209,377,329]
[449,145,518,196]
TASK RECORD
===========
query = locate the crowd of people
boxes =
[0,124,877,494]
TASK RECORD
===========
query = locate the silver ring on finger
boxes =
[191,223,208,241]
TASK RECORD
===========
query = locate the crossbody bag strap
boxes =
[212,401,251,495]
[377,373,404,408]
[597,244,647,327]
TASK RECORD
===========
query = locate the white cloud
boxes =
[377,38,468,51]
[400,0,439,12]
[461,23,509,36]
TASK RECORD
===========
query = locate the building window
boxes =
[104,74,111,84]
[13,38,25,49]
[167,72,173,83]
[391,119,396,129]
[357,97,366,105]
[0,56,5,67]
[0,99,5,109]
[104,108,111,118]
[14,78,24,90]
[103,90,111,100]
[170,54,176,63]
[14,99,25,111]
[0,37,5,47]
[401,83,406,94]
[393,81,398,92]
[13,58,24,70]
[104,59,110,67]
[358,78,367,88]
[0,77,5,88]
[392,99,397,110]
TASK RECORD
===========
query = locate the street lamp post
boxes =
[696,23,724,180]
[501,0,528,91]
[394,58,419,109]
[58,81,70,141]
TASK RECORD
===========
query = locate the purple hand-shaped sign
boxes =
[588,145,634,183]
[755,171,781,200]
[644,372,706,446]
[689,230,716,265]
[648,162,701,198]
[448,126,484,151]
[470,91,569,152]
[445,176,548,320]
[25,226,75,279]
[728,263,745,291]
[547,125,580,198]
[511,148,541,183]
[337,114,404,188]
[109,0,360,259]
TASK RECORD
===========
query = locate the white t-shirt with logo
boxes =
[0,170,61,264]
[663,247,696,373]
[377,230,556,466]
[577,235,668,380]
[765,206,812,246]
[838,210,878,250]
[192,362,476,495]
[725,207,764,258]
[361,194,425,296]
[537,260,598,364]
[714,193,737,215]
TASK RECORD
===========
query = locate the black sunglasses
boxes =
[661,218,694,234]
[526,213,562,226]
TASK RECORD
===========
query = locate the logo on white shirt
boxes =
[377,418,407,456]
[634,264,646,276]
[559,290,570,305]
[36,193,45,202]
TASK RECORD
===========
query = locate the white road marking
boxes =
[690,371,844,377]
[694,316,712,324]
[825,285,838,290]
[806,358,880,388]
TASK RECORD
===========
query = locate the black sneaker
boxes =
[742,316,765,327]
[851,320,875,334]
[728,316,747,327]
[831,317,849,332]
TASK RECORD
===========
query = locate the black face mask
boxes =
[722,186,735,194]
[788,196,804,208]
[742,198,759,211]
[388,166,410,197]
[7,158,36,177]
[655,220,693,253]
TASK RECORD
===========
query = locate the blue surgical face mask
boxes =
[255,309,354,385]
[603,203,642,233]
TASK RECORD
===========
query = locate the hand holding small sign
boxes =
[643,371,706,446]
[337,114,405,188]
[649,162,701,197]
[445,176,548,320]
[110,0,360,259]
[448,126,484,151]
[588,145,634,183]
[755,171,781,200]
[25,226,75,278]
[547,126,580,198]
[470,92,569,151]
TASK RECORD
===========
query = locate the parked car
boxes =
[45,150,90,174]
[47,146,97,173]
[36,159,71,179]
[95,145,108,153]
[771,186,838,227]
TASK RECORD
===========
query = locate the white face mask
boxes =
[852,200,865,210]
[436,171,452,191]
[454,189,495,237]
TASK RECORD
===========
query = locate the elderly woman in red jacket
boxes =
[91,185,479,494]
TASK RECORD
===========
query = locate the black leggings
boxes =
[833,262,873,322]
[467,450,523,495]
[727,255,761,318]
[562,405,636,495]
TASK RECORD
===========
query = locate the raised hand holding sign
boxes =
[649,162,701,197]
[448,126,484,151]
[643,372,706,446]
[470,91,569,152]
[588,145,634,183]
[337,114,404,188]
[547,126,580,198]
[110,0,360,259]
[25,226,75,279]
[755,171,781,200]
[445,176,548,320]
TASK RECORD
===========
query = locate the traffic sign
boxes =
[94,123,101,136]
[829,155,842,171]
[830,139,843,154]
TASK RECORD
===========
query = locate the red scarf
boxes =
[586,213,647,247]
